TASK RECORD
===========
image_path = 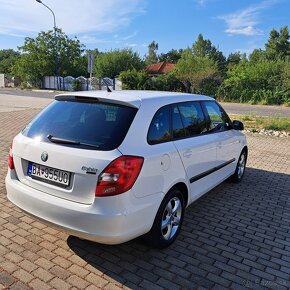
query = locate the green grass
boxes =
[229,114,290,133]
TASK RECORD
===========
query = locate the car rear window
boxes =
[22,99,137,151]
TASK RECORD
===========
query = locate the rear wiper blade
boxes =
[47,135,100,148]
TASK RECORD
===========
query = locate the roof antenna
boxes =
[103,78,112,92]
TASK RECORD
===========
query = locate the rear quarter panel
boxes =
[118,99,189,199]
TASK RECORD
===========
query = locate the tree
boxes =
[249,49,266,63]
[13,28,86,86]
[0,49,20,75]
[159,49,183,63]
[145,41,159,65]
[119,69,150,89]
[173,48,218,94]
[265,26,290,60]
[94,49,143,79]
[119,69,184,92]
[192,34,226,73]
[218,60,289,105]
[227,52,242,67]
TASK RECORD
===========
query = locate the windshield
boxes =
[22,100,137,151]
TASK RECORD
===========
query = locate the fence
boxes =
[0,74,21,88]
[41,76,122,91]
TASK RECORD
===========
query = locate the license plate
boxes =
[28,162,71,188]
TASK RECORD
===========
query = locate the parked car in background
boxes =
[6,90,247,248]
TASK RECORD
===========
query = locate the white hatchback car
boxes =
[6,90,247,248]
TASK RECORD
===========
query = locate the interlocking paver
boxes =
[0,106,290,289]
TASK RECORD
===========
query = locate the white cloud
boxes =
[234,41,261,56]
[226,26,263,36]
[195,0,207,5]
[219,0,276,36]
[120,31,138,40]
[79,31,138,46]
[0,0,145,36]
[78,33,144,51]
[78,35,112,45]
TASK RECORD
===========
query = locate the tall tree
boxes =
[13,29,86,85]
[227,52,242,67]
[159,49,184,63]
[192,34,226,73]
[249,49,265,63]
[173,48,218,94]
[94,49,144,79]
[0,49,20,75]
[265,26,290,60]
[145,41,159,64]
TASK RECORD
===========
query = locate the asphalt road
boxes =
[0,88,55,99]
[1,88,290,117]
[221,102,290,118]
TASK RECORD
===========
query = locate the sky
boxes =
[0,0,289,57]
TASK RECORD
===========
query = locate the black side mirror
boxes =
[232,120,244,131]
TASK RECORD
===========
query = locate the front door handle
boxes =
[183,150,192,158]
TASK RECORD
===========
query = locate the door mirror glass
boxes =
[232,120,244,131]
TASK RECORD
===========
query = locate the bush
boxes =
[72,80,81,91]
[218,60,290,105]
[119,69,185,92]
[119,69,149,90]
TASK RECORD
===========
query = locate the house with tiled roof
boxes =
[145,61,175,76]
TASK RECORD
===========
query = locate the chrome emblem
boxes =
[41,152,48,162]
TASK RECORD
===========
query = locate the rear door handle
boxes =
[183,150,192,158]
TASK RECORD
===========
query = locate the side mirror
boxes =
[232,120,244,131]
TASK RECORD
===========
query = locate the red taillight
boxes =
[8,143,15,170]
[96,156,144,197]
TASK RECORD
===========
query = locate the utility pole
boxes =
[36,0,59,90]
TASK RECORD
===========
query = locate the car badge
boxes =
[41,151,48,162]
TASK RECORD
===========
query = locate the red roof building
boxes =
[145,61,175,75]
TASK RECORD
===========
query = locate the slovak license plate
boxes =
[27,162,71,188]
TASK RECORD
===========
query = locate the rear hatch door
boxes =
[12,96,138,204]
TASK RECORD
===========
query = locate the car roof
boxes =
[55,90,215,108]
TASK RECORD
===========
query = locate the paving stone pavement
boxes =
[0,109,290,290]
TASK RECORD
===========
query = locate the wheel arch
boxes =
[169,182,189,208]
[242,145,248,161]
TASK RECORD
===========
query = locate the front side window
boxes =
[202,101,231,133]
[22,100,137,151]
[177,102,207,137]
[147,106,171,144]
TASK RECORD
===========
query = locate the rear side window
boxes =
[172,105,186,139]
[147,106,171,144]
[22,100,137,151]
[176,102,208,137]
[202,101,231,133]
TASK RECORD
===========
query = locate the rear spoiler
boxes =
[55,94,140,109]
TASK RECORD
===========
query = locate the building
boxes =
[145,61,175,76]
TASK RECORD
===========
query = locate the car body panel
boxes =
[5,90,247,245]
[12,128,121,205]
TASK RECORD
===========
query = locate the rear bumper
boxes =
[5,172,162,245]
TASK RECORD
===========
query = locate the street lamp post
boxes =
[36,0,59,90]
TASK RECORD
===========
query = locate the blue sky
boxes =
[0,0,289,57]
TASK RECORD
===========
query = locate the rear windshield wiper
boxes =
[47,135,100,148]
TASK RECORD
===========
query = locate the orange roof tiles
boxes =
[145,62,175,75]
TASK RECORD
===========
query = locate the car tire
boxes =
[229,149,247,183]
[144,188,185,249]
